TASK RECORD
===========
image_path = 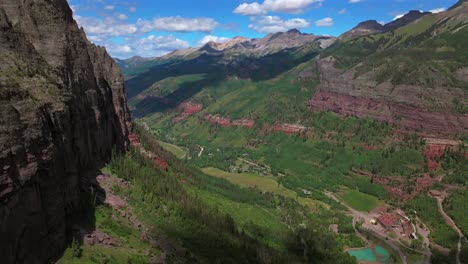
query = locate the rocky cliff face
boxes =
[308,57,468,138]
[0,0,131,263]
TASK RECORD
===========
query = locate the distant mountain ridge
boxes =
[116,55,156,69]
[115,29,336,71]
[121,1,468,138]
[340,10,431,40]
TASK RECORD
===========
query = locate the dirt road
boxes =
[435,196,464,264]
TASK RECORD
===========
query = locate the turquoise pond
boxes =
[348,246,390,263]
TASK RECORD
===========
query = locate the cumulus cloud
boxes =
[71,4,219,58]
[234,2,266,16]
[118,13,128,20]
[197,35,230,46]
[248,16,310,33]
[111,45,133,54]
[429,7,446,13]
[75,15,138,36]
[315,17,334,27]
[348,0,362,3]
[137,16,218,33]
[135,35,190,55]
[234,0,323,15]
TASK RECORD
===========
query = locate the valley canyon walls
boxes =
[0,0,131,263]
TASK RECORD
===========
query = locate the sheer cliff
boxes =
[0,0,131,263]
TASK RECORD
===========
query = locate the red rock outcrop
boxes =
[308,91,468,137]
[153,157,169,171]
[0,0,131,263]
[261,124,308,135]
[307,57,468,138]
[373,174,437,200]
[272,124,307,134]
[232,118,255,128]
[204,114,255,128]
[423,144,447,171]
[173,102,203,122]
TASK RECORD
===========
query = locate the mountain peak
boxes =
[339,20,384,40]
[384,10,429,31]
[287,28,301,34]
[356,20,385,30]
[449,0,468,10]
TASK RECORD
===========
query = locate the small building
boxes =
[402,220,417,239]
[378,213,397,229]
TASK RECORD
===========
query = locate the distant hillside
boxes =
[121,2,467,138]
[340,10,431,41]
[119,29,335,80]
[315,1,468,137]
[122,29,333,111]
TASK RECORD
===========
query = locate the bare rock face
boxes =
[0,0,131,263]
[308,57,468,137]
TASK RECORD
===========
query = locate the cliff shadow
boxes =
[125,54,223,99]
[52,170,109,262]
[132,74,224,117]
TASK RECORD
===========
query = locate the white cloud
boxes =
[104,5,115,10]
[118,13,128,20]
[429,7,446,13]
[135,35,190,56]
[197,35,230,46]
[315,17,334,27]
[338,8,346,15]
[249,15,310,33]
[137,16,218,33]
[349,0,362,3]
[128,6,137,13]
[111,45,133,54]
[234,2,266,16]
[75,15,138,36]
[72,6,202,58]
[87,35,106,43]
[234,0,323,15]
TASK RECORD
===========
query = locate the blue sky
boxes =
[68,0,457,59]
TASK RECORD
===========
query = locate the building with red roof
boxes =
[377,213,397,229]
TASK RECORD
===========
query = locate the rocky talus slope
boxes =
[0,0,131,263]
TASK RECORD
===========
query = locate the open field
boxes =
[338,189,384,212]
[158,140,187,158]
[201,167,328,211]
[193,188,287,248]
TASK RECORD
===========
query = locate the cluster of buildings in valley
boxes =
[370,208,417,240]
